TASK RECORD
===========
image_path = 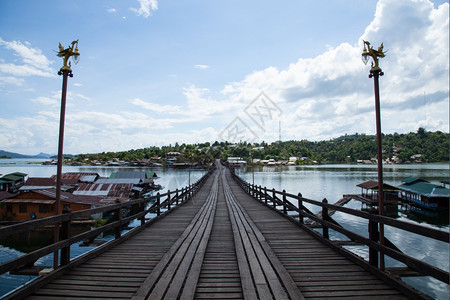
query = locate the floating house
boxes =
[73,181,136,200]
[227,157,247,166]
[397,177,450,210]
[356,180,400,205]
[110,171,158,180]
[0,172,27,193]
[0,189,108,221]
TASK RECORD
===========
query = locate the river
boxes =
[0,159,448,298]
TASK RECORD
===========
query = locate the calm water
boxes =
[0,159,449,298]
[238,163,449,299]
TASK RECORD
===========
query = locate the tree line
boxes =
[73,128,449,165]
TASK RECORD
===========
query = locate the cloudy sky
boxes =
[0,0,448,155]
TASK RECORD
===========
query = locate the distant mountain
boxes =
[0,150,54,159]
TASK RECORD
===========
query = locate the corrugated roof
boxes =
[401,177,427,184]
[109,171,157,180]
[73,183,133,199]
[80,175,97,183]
[96,178,140,184]
[2,199,56,204]
[0,191,14,201]
[1,173,26,182]
[398,181,450,198]
[356,181,399,191]
[110,171,146,180]
[6,189,108,206]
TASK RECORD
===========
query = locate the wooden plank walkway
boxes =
[24,163,407,299]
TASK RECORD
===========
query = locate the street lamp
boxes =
[250,151,254,186]
[362,40,385,270]
[53,40,80,268]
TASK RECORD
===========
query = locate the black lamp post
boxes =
[250,151,254,186]
[362,40,386,270]
[53,40,80,269]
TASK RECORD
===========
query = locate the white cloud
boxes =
[131,98,182,114]
[219,0,449,142]
[1,0,448,155]
[194,64,209,69]
[130,0,158,18]
[0,38,55,78]
[0,76,25,86]
[107,8,116,13]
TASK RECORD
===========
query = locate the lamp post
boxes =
[362,40,385,271]
[53,40,80,269]
[250,151,254,186]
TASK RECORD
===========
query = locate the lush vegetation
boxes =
[72,128,449,165]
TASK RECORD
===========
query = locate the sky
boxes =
[0,0,448,155]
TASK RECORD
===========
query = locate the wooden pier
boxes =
[1,162,448,299]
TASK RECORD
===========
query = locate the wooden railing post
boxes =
[272,188,276,209]
[156,192,161,216]
[181,188,185,202]
[114,200,122,239]
[264,187,268,205]
[298,193,304,224]
[139,200,145,226]
[369,219,379,267]
[322,198,329,239]
[60,207,71,266]
[282,190,287,215]
[167,190,171,211]
[175,189,179,206]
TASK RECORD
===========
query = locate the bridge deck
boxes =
[26,164,406,299]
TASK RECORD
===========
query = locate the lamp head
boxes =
[361,48,370,65]
[72,45,80,65]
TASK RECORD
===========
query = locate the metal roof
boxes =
[96,178,140,184]
[398,181,450,198]
[110,171,157,180]
[1,173,27,182]
[401,177,427,184]
[80,175,98,183]
[20,177,55,190]
[356,180,399,191]
[74,183,133,199]
[2,199,56,205]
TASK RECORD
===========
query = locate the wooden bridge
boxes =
[1,162,448,299]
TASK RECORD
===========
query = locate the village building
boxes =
[73,180,136,201]
[356,181,400,205]
[0,172,27,193]
[166,152,181,161]
[397,177,450,210]
[0,189,107,221]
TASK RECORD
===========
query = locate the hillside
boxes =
[0,150,53,159]
[71,128,449,165]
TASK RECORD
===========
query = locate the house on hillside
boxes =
[0,189,109,221]
[166,152,181,161]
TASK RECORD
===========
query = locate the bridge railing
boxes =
[229,167,449,291]
[0,164,214,279]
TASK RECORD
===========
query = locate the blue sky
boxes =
[0,0,449,155]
